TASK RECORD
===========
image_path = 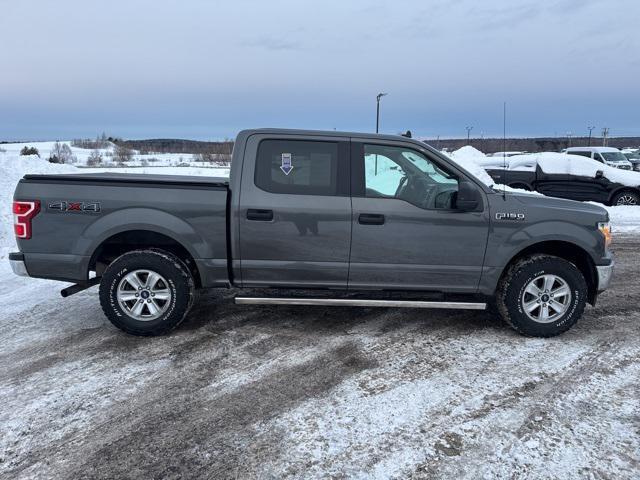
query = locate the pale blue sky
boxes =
[1,0,639,140]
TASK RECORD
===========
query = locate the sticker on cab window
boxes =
[280,153,293,175]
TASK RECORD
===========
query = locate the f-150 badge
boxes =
[280,153,293,175]
[48,201,101,213]
[495,212,525,221]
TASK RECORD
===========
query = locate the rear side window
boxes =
[569,151,592,158]
[255,139,342,195]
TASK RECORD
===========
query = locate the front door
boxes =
[238,134,352,288]
[348,140,489,292]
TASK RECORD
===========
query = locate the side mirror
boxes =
[456,181,481,211]
[595,170,604,179]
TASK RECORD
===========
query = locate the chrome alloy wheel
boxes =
[521,274,571,323]
[117,270,172,321]
[616,195,637,206]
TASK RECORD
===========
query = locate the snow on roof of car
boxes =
[503,152,640,187]
[564,146,621,153]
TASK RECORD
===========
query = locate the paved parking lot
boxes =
[1,238,638,479]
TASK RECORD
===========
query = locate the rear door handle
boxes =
[358,213,385,225]
[247,209,274,221]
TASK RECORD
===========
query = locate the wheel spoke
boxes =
[147,300,160,316]
[525,283,542,296]
[541,304,550,320]
[145,271,161,289]
[125,272,144,290]
[542,275,556,292]
[131,300,145,317]
[118,292,138,302]
[551,285,570,300]
[524,300,540,313]
[152,289,170,300]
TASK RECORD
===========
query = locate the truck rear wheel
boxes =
[496,254,587,337]
[99,249,195,336]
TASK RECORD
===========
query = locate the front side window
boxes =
[255,139,339,195]
[363,144,458,210]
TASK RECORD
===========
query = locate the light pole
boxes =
[376,93,387,134]
[465,126,473,144]
[587,126,595,146]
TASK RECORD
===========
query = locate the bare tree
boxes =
[113,144,134,164]
[49,142,76,163]
[86,149,103,166]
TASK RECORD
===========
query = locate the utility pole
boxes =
[587,126,595,146]
[375,93,387,134]
[601,127,609,147]
[566,131,573,148]
[436,135,440,150]
[465,126,473,144]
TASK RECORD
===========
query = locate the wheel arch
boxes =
[498,240,598,305]
[89,229,202,288]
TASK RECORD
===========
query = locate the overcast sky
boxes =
[1,0,639,141]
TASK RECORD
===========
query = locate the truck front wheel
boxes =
[99,249,195,336]
[496,254,587,337]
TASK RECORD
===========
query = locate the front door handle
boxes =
[247,209,274,221]
[358,213,385,225]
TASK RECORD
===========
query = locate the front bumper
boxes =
[596,262,614,292]
[9,252,29,277]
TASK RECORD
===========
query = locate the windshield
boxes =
[601,152,628,163]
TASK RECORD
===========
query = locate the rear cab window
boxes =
[255,139,348,195]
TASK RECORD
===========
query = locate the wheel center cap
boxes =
[541,294,550,302]
[141,290,150,299]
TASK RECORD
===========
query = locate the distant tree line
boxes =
[425,136,640,153]
[71,132,112,149]
[119,138,234,155]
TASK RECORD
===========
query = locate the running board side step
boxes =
[234,297,486,310]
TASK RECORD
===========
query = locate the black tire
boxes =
[610,190,640,206]
[496,254,587,337]
[99,249,195,336]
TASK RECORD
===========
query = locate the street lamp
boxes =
[465,126,473,144]
[376,93,387,134]
[587,126,595,146]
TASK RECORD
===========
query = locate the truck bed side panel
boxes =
[14,177,229,286]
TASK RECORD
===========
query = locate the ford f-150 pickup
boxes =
[10,129,615,337]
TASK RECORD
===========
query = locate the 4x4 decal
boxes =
[48,201,101,213]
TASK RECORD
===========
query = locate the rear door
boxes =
[238,134,352,288]
[348,139,490,292]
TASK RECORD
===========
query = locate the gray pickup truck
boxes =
[10,129,614,337]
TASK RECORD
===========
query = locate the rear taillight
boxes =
[13,200,40,239]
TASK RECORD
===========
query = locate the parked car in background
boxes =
[621,149,640,171]
[486,153,640,205]
[563,147,633,170]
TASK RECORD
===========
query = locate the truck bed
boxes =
[15,172,230,287]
